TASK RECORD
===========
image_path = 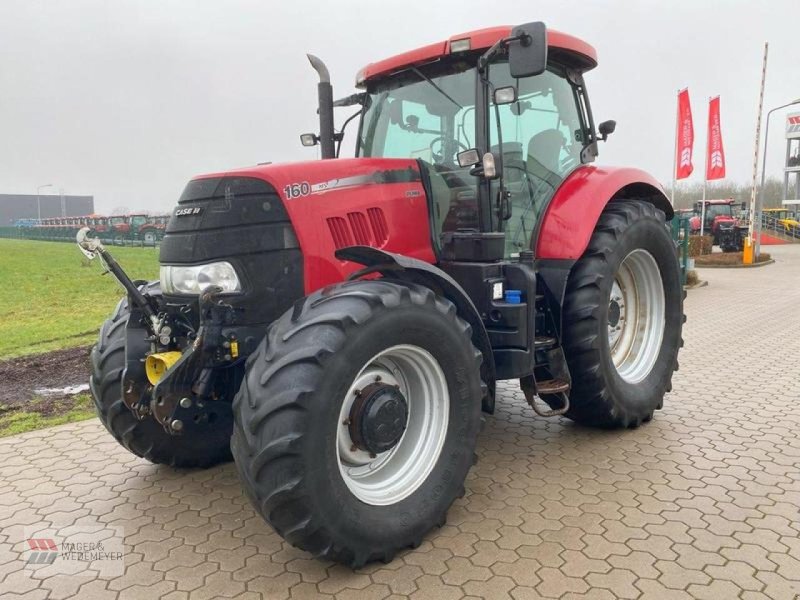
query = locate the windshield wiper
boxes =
[410,67,463,110]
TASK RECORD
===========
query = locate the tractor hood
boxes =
[177,158,437,293]
[199,157,424,201]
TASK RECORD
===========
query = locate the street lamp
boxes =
[755,98,800,258]
[36,183,53,221]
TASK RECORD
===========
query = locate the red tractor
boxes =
[689,199,748,252]
[106,213,163,245]
[79,23,683,566]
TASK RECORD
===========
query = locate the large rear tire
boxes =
[90,295,232,467]
[231,280,483,567]
[559,200,683,428]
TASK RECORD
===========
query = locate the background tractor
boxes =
[689,199,748,252]
[108,213,164,245]
[81,23,683,567]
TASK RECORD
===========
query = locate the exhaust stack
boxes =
[307,54,336,159]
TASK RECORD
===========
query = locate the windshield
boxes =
[703,204,733,220]
[358,60,476,163]
[359,59,480,236]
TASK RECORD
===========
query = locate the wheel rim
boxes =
[607,249,665,383]
[336,344,449,506]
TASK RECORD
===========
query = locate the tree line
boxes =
[664,177,787,211]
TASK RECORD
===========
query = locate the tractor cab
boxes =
[326,26,603,259]
[129,214,148,229]
[691,199,736,232]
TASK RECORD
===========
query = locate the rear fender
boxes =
[335,246,497,413]
[535,165,673,260]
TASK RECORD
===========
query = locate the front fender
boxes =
[535,165,673,260]
[335,246,497,413]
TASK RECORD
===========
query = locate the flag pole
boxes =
[700,96,710,237]
[671,89,680,205]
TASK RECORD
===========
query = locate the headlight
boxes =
[160,261,242,294]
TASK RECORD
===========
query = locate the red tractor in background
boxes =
[79,23,683,566]
[689,199,748,252]
[108,214,165,245]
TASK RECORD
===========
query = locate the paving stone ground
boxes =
[1,245,799,600]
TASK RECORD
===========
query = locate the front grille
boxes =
[160,176,304,326]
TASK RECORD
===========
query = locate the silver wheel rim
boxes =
[336,344,449,506]
[607,249,665,383]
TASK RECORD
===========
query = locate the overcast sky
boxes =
[1,0,797,213]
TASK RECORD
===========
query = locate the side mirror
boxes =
[457,149,500,180]
[598,120,616,141]
[493,86,517,105]
[300,133,319,147]
[457,148,481,168]
[509,22,548,78]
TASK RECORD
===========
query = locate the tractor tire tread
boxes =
[558,200,684,428]
[231,279,482,567]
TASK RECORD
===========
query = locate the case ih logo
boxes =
[26,539,58,565]
[710,150,724,169]
[788,115,800,134]
[175,207,202,217]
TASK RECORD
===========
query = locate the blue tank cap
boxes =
[504,290,522,304]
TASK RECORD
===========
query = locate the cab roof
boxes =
[357,26,597,86]
[698,199,736,205]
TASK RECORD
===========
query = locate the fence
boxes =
[760,214,800,241]
[670,214,691,286]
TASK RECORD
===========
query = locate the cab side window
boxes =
[490,65,585,256]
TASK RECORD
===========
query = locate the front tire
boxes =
[90,296,233,467]
[559,200,683,428]
[231,280,483,567]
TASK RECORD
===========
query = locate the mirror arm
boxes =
[477,34,526,72]
[332,92,366,108]
[335,109,363,158]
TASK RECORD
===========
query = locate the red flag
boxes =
[675,89,694,180]
[706,96,726,180]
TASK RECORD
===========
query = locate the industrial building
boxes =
[0,193,94,225]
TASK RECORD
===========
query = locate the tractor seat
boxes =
[527,129,565,181]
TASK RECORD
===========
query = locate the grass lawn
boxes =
[0,239,159,359]
[0,394,96,437]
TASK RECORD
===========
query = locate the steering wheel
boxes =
[429,137,469,165]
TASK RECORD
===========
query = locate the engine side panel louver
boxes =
[326,216,353,249]
[327,208,390,250]
[347,212,372,245]
[367,208,389,247]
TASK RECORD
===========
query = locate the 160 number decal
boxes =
[283,182,311,199]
